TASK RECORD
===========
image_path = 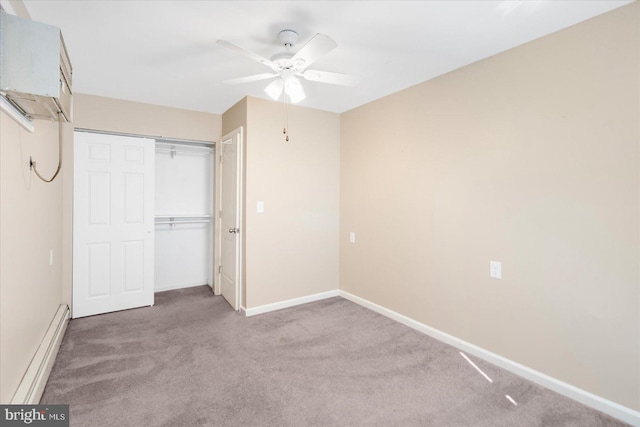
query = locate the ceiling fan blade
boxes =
[217,40,278,71]
[291,34,337,69]
[302,70,361,86]
[223,73,279,85]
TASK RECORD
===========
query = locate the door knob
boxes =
[228,228,239,234]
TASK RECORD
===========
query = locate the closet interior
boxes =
[154,140,215,292]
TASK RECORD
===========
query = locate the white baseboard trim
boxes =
[338,290,640,427]
[11,304,70,404]
[245,290,339,317]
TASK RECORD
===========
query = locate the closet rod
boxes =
[155,146,213,155]
[155,214,211,219]
[155,220,212,225]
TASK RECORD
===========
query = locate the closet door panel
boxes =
[73,132,155,318]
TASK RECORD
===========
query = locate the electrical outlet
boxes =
[349,232,356,243]
[490,261,501,279]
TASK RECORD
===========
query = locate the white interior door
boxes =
[219,128,242,310]
[73,131,155,318]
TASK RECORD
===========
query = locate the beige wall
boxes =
[0,112,70,402]
[235,97,340,309]
[340,3,639,410]
[221,97,247,137]
[73,94,221,141]
[0,0,64,405]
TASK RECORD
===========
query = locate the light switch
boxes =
[490,261,502,279]
[349,232,356,243]
[257,201,264,213]
[50,249,53,266]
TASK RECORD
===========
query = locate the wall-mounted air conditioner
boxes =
[0,11,72,122]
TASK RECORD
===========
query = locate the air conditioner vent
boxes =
[0,11,73,122]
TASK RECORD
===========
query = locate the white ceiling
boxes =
[19,0,632,114]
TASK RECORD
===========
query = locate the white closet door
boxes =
[73,132,155,318]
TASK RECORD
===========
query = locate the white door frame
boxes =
[216,127,244,311]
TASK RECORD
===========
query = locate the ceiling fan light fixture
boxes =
[219,30,359,141]
[284,76,305,103]
[265,78,284,100]
[220,30,358,108]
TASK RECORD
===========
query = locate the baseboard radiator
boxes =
[11,304,70,404]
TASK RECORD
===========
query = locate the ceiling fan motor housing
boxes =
[271,52,305,71]
[278,29,299,47]
[271,30,303,71]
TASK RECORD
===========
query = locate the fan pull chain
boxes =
[283,93,290,142]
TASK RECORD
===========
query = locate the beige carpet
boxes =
[41,286,629,426]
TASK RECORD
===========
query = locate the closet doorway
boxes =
[72,131,216,319]
[154,139,215,292]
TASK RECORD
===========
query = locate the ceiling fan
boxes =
[217,30,360,103]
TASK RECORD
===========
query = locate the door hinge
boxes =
[219,210,222,218]
[219,155,223,163]
[218,265,222,274]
